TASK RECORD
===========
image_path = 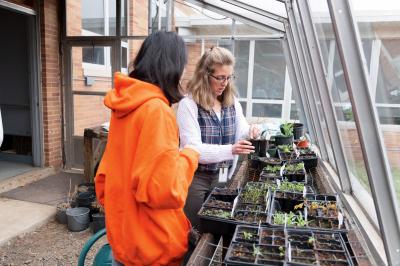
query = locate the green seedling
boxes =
[253,244,262,256]
[243,231,253,240]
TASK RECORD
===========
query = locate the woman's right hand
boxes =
[232,140,255,155]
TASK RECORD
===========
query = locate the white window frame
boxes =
[234,40,297,123]
[81,0,129,77]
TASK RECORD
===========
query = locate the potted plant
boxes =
[56,178,74,224]
[293,123,304,140]
[56,202,70,224]
[91,200,106,234]
[275,122,294,146]
[249,130,269,157]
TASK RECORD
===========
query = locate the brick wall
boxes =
[69,0,149,137]
[339,126,400,170]
[40,0,62,167]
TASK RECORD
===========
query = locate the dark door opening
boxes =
[0,7,40,168]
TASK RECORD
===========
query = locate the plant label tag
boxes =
[288,242,292,261]
[219,167,228,183]
[304,207,308,221]
[284,213,287,230]
[303,186,307,198]
[231,196,239,218]
[265,189,270,212]
[280,164,285,177]
[336,194,342,209]
[258,220,262,232]
[338,212,343,228]
[277,179,281,189]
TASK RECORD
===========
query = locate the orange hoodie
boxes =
[95,73,199,266]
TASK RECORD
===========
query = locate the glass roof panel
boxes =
[181,0,285,33]
[235,0,287,18]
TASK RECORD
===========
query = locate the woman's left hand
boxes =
[249,124,261,139]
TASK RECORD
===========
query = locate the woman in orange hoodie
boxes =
[95,31,199,266]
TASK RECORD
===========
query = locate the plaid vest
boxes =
[197,104,236,172]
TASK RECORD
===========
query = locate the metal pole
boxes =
[285,0,327,158]
[281,37,308,128]
[283,20,319,150]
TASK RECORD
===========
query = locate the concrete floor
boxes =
[0,171,86,246]
[0,161,36,182]
[0,171,85,206]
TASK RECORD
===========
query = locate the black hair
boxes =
[129,31,187,104]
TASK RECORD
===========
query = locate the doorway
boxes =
[0,6,42,179]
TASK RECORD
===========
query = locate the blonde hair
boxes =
[187,46,236,110]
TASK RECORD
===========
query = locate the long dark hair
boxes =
[129,31,187,104]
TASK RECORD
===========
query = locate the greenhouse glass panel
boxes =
[234,40,249,98]
[309,0,377,214]
[174,1,234,36]
[66,0,128,36]
[252,40,285,100]
[351,0,400,205]
[235,0,287,18]
[252,103,282,118]
[293,0,336,169]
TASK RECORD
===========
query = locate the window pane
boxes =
[236,0,287,18]
[121,0,127,35]
[253,40,286,100]
[82,47,105,65]
[108,0,116,35]
[240,101,247,116]
[252,103,282,118]
[82,0,105,35]
[67,0,123,36]
[121,47,127,69]
[310,0,377,215]
[352,0,400,205]
[174,1,234,36]
[234,41,249,98]
[290,103,299,120]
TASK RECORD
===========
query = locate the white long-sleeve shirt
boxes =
[177,96,250,179]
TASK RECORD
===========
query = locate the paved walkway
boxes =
[0,170,85,246]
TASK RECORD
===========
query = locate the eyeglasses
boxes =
[208,74,235,83]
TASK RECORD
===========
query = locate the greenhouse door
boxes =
[64,42,116,169]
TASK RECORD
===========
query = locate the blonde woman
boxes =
[177,46,259,230]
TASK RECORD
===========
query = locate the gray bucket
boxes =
[66,207,90,232]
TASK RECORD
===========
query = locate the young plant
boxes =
[280,122,294,137]
[277,144,292,153]
[264,165,281,173]
[273,212,286,225]
[252,244,262,257]
[308,236,315,246]
[295,213,310,227]
[279,246,285,257]
[280,181,304,192]
[243,231,253,240]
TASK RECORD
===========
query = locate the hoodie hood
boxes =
[104,72,169,118]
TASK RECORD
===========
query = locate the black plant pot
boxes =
[91,213,106,234]
[76,191,96,209]
[250,139,269,157]
[274,135,294,146]
[78,182,95,193]
[293,123,304,140]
